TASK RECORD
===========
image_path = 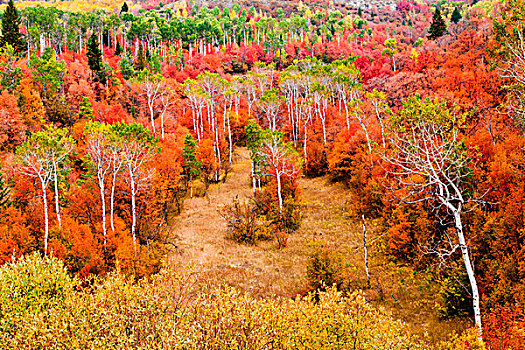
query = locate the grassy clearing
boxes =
[169,147,468,346]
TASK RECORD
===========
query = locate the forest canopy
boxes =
[0,0,524,348]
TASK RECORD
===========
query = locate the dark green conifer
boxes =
[428,7,447,40]
[0,0,25,53]
[182,134,201,199]
[0,166,10,208]
[121,2,129,14]
[115,40,122,56]
[87,33,105,83]
[78,96,94,119]
[451,7,462,24]
[135,44,147,71]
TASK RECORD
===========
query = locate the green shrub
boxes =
[436,268,472,319]
[0,252,79,346]
[306,246,348,293]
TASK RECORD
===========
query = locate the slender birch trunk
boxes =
[53,163,61,228]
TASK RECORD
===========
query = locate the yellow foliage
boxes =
[0,255,426,349]
[6,0,122,13]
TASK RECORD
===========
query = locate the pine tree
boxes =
[78,96,93,119]
[0,166,10,208]
[87,33,105,83]
[135,44,147,71]
[358,7,362,17]
[0,0,25,54]
[428,7,447,40]
[121,2,129,14]
[451,7,462,24]
[115,40,122,56]
[182,134,201,199]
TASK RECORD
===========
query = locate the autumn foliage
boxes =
[0,0,525,347]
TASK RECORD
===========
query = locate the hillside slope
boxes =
[170,147,469,344]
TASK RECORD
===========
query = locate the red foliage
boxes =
[0,90,26,152]
[484,304,525,350]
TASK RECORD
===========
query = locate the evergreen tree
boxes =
[428,7,447,40]
[182,134,201,199]
[0,166,10,208]
[78,96,94,119]
[0,44,23,93]
[0,0,25,53]
[121,2,129,14]
[114,40,122,56]
[87,33,105,84]
[451,7,462,24]
[135,44,147,71]
[358,7,363,17]
[119,52,136,79]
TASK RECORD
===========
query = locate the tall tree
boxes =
[87,33,105,84]
[85,122,113,244]
[182,134,201,199]
[114,122,158,246]
[258,88,284,132]
[451,7,462,24]
[428,7,447,40]
[245,119,264,193]
[384,97,483,344]
[258,130,300,216]
[16,126,73,254]
[137,71,164,136]
[0,0,25,53]
[120,2,129,14]
[46,127,74,229]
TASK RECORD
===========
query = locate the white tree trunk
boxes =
[276,171,283,215]
[130,177,137,246]
[227,106,233,165]
[343,98,350,130]
[41,181,49,255]
[190,174,193,199]
[251,161,256,195]
[110,171,118,232]
[454,209,482,343]
[100,182,107,245]
[53,163,61,228]
[303,124,308,169]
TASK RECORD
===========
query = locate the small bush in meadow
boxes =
[220,196,264,244]
[306,246,349,293]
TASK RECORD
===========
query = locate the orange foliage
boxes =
[48,216,102,275]
[0,90,26,152]
[16,78,45,131]
[0,206,35,264]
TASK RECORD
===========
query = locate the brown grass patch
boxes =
[169,147,468,346]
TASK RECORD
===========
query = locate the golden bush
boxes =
[0,254,425,349]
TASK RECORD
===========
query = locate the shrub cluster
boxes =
[0,252,425,349]
[306,246,349,293]
[219,196,268,244]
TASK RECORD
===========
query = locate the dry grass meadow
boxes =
[168,147,469,344]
